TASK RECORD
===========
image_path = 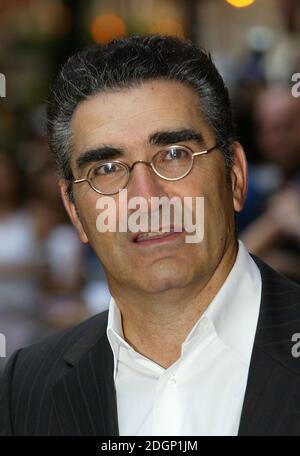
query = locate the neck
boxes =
[109,239,238,368]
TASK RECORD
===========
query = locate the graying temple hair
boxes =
[47,35,236,199]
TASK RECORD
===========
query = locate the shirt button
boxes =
[168,374,177,386]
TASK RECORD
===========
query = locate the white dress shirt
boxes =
[106,240,262,436]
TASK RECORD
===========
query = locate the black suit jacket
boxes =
[1,255,300,436]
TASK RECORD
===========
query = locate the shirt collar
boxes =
[107,240,261,376]
[106,298,122,381]
[192,240,261,365]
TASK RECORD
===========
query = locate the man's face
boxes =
[62,80,245,295]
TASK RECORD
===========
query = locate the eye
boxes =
[163,147,190,161]
[93,162,122,176]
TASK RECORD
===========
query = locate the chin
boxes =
[138,271,191,294]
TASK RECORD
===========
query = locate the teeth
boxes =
[136,229,174,242]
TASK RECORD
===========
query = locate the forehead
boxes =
[70,79,214,157]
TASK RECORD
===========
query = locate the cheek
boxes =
[184,161,230,204]
[77,197,126,259]
[189,166,232,230]
[75,194,103,239]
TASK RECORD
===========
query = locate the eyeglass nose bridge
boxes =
[127,159,158,181]
[116,159,157,193]
[130,159,153,171]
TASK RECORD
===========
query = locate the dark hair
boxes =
[47,35,236,199]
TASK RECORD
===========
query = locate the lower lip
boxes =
[133,231,184,246]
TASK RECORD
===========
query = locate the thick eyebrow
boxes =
[75,129,205,170]
[148,129,205,147]
[76,146,124,170]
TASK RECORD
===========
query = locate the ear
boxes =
[59,179,89,244]
[230,142,248,213]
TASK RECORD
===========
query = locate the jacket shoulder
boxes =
[251,254,300,373]
[0,310,109,435]
[251,253,300,295]
[13,309,108,375]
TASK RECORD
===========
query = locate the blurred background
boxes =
[0,0,300,370]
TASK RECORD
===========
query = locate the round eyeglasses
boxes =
[73,143,220,195]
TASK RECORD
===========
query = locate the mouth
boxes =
[131,226,184,245]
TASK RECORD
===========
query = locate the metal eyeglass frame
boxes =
[73,142,221,196]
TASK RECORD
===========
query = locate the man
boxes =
[1,35,300,436]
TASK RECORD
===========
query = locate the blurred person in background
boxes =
[265,0,300,84]
[0,148,44,371]
[255,87,300,179]
[26,158,90,331]
[0,143,90,372]
[0,148,39,306]
[28,159,83,295]
[18,106,96,322]
[240,86,300,283]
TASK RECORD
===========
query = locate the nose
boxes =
[126,161,167,201]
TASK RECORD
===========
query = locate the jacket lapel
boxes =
[238,256,300,435]
[51,312,119,436]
